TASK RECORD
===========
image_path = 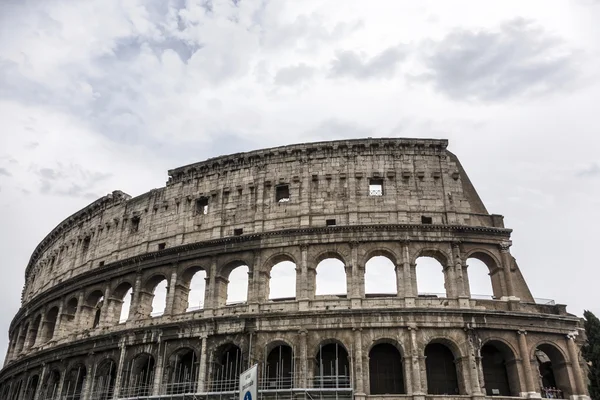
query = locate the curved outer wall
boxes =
[0,138,590,400]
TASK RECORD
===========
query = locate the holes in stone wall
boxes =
[421,216,433,224]
[369,179,383,196]
[130,216,140,233]
[276,184,290,203]
[195,197,209,215]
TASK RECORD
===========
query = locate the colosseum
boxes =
[0,138,590,400]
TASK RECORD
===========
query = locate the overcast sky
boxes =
[1,0,600,364]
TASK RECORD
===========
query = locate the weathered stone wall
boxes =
[0,138,589,400]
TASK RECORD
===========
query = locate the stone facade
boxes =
[0,138,590,400]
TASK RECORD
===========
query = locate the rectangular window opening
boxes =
[234,228,244,236]
[82,237,91,254]
[326,219,337,227]
[369,179,384,196]
[276,184,290,203]
[421,216,433,224]
[99,261,105,267]
[130,216,140,233]
[158,243,166,250]
[196,197,209,215]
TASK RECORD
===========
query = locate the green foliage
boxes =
[583,310,600,399]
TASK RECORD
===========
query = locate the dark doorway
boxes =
[482,344,511,396]
[167,349,198,394]
[211,344,244,392]
[369,343,405,394]
[266,345,293,389]
[425,343,459,395]
[121,353,155,398]
[315,342,350,388]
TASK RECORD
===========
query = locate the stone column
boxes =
[111,340,127,399]
[153,342,165,396]
[466,330,483,396]
[164,270,178,316]
[298,245,309,302]
[395,263,404,297]
[33,310,48,348]
[444,264,457,298]
[203,258,217,315]
[74,291,86,330]
[81,359,95,400]
[197,336,208,392]
[500,242,516,299]
[298,330,308,388]
[408,326,423,395]
[53,301,65,338]
[517,330,538,397]
[401,242,415,305]
[452,244,466,297]
[349,242,363,305]
[353,328,365,395]
[566,333,587,397]
[127,273,142,321]
[55,366,67,400]
[33,363,47,400]
[462,262,472,297]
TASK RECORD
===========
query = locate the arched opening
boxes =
[120,353,155,398]
[27,316,41,348]
[63,298,78,330]
[416,257,446,297]
[167,348,198,394]
[150,279,168,317]
[466,257,495,299]
[425,343,459,395]
[266,344,293,389]
[93,359,117,400]
[187,269,207,312]
[84,290,104,329]
[269,261,297,300]
[315,258,347,296]
[315,342,350,388]
[226,265,249,304]
[211,344,243,391]
[369,343,405,394]
[112,282,133,324]
[24,374,39,400]
[42,370,60,400]
[481,341,519,396]
[535,344,572,399]
[15,324,27,354]
[43,307,59,342]
[365,256,397,296]
[63,364,87,400]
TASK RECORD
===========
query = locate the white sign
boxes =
[239,364,258,400]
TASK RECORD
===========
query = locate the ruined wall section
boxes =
[22,138,501,304]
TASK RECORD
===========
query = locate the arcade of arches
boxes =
[0,334,586,399]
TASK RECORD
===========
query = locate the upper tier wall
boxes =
[22,138,500,304]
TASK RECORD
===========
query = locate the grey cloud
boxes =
[0,168,11,177]
[420,18,577,101]
[307,119,371,141]
[38,168,61,180]
[274,64,316,86]
[37,165,111,198]
[577,163,600,177]
[329,45,406,80]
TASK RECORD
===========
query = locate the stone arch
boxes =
[23,373,39,400]
[93,358,117,400]
[143,274,168,318]
[42,307,59,342]
[226,264,249,305]
[63,363,87,400]
[364,255,397,296]
[177,265,207,313]
[368,339,406,394]
[480,339,521,396]
[531,341,574,398]
[165,347,198,394]
[111,282,133,324]
[120,352,156,398]
[267,255,297,300]
[360,247,399,267]
[314,339,351,388]
[41,368,61,399]
[424,338,462,395]
[265,342,294,388]
[211,343,244,391]
[27,315,42,349]
[415,256,447,297]
[315,253,347,296]
[411,247,451,266]
[464,249,503,299]
[83,289,105,329]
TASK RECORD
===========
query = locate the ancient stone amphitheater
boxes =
[0,138,590,400]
